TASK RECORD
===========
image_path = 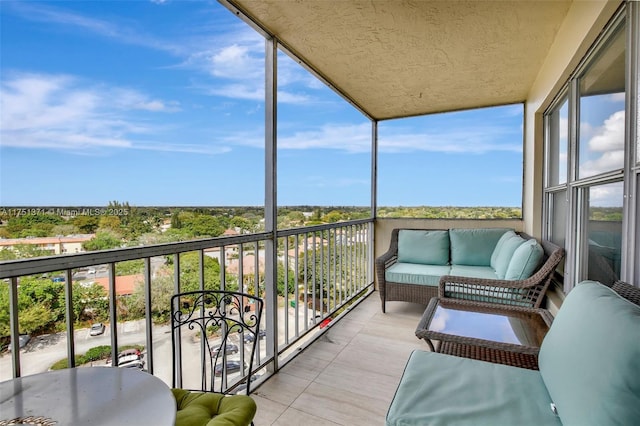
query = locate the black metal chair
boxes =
[170,290,264,426]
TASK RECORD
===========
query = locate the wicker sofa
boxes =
[386,280,640,425]
[376,228,564,312]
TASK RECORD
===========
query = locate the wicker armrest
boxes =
[438,238,564,309]
[438,274,548,308]
[612,280,640,306]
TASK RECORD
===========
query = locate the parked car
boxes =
[89,323,105,336]
[106,350,143,367]
[118,359,145,369]
[211,343,239,355]
[118,348,142,359]
[233,374,260,394]
[7,334,31,352]
[214,361,247,377]
[243,330,266,343]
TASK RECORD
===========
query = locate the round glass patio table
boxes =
[0,367,175,425]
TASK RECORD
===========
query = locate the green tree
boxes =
[180,213,225,238]
[0,276,66,335]
[98,215,122,232]
[83,231,122,251]
[72,282,109,322]
[322,210,343,223]
[171,212,182,229]
[50,224,79,236]
[6,214,64,238]
[177,252,222,292]
[116,259,145,276]
[229,217,251,232]
[72,216,100,233]
[125,275,174,322]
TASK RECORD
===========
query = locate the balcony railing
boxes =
[0,219,374,390]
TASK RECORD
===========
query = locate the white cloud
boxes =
[210,44,263,80]
[4,2,183,55]
[277,123,373,153]
[590,183,623,208]
[579,150,624,177]
[219,120,523,154]
[588,110,625,152]
[429,310,449,332]
[0,72,217,155]
[579,110,625,176]
[379,129,522,154]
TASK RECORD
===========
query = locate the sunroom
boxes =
[1,0,639,425]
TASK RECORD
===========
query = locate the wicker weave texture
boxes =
[612,280,640,305]
[437,341,540,370]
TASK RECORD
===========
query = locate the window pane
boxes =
[585,181,623,286]
[378,104,523,218]
[549,190,567,247]
[547,96,568,186]
[577,22,626,179]
[276,51,371,228]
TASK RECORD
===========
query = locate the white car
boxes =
[89,323,106,336]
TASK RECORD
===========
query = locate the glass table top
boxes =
[428,303,549,347]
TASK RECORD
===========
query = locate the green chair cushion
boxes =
[385,263,450,286]
[172,388,257,426]
[397,230,450,265]
[386,350,560,426]
[449,228,511,266]
[504,239,543,280]
[538,281,640,426]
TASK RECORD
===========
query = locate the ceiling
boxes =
[223,0,574,121]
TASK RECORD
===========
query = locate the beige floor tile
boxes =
[314,359,404,400]
[291,382,389,425]
[272,407,340,426]
[279,353,331,382]
[250,291,423,425]
[252,394,289,425]
[253,372,311,406]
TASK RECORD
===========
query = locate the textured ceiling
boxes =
[226,0,573,120]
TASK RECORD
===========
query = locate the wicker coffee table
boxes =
[415,297,553,370]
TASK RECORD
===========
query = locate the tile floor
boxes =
[251,292,428,425]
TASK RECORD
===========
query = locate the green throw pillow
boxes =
[504,239,543,280]
[397,230,450,265]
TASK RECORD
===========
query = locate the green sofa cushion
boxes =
[493,234,526,279]
[538,281,640,426]
[386,263,450,286]
[449,228,511,266]
[386,350,560,426]
[504,239,543,280]
[172,388,257,426]
[397,230,450,265]
[449,265,499,280]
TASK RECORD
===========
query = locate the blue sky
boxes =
[1,0,526,208]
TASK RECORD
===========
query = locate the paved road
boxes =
[1,304,312,386]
